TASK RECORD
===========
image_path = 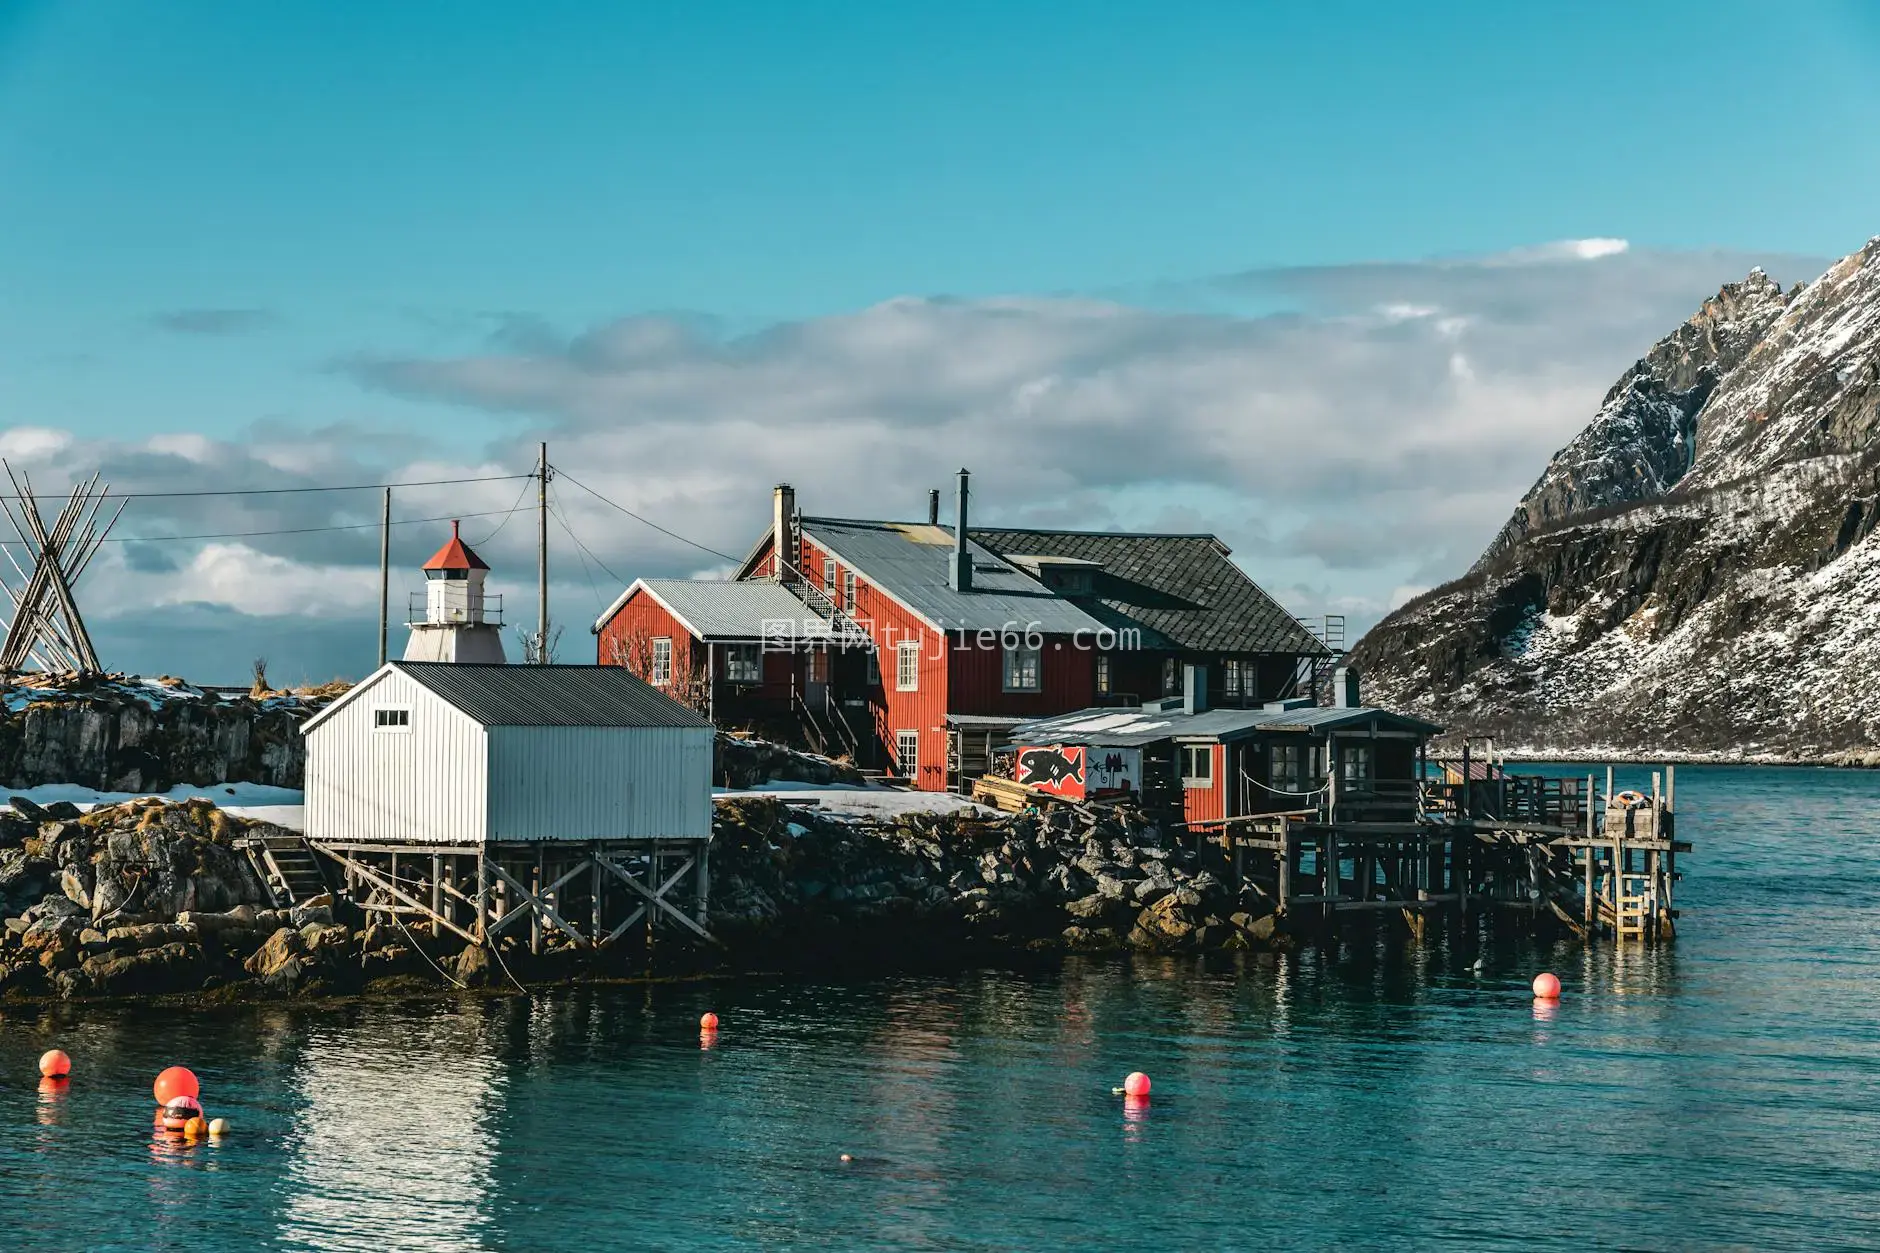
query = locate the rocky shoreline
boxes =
[0,791,1299,1006]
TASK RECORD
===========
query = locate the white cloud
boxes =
[0,240,1831,681]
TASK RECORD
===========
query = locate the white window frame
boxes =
[842,570,857,613]
[1095,652,1112,695]
[895,640,920,692]
[1340,743,1374,788]
[823,557,837,595]
[1223,659,1243,698]
[1002,644,1041,693]
[651,637,673,687]
[373,707,411,733]
[895,729,920,776]
[724,643,762,684]
[1181,743,1213,789]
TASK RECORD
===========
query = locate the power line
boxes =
[548,488,625,586]
[0,471,532,504]
[549,495,608,611]
[470,476,536,546]
[552,468,741,564]
[0,505,528,548]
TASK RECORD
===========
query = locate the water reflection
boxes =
[274,1005,503,1252]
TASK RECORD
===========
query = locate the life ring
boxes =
[1612,790,1650,811]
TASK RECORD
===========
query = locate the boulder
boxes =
[453,943,495,988]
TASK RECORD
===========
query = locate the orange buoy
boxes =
[183,1116,207,1139]
[38,1049,71,1079]
[1532,972,1561,1000]
[1123,1071,1151,1099]
[700,1012,720,1031]
[153,1066,200,1105]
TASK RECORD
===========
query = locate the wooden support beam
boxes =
[595,851,711,941]
[487,861,590,945]
[319,846,478,944]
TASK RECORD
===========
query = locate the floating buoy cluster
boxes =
[151,1066,224,1140]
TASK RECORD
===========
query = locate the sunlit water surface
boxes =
[5,766,1880,1250]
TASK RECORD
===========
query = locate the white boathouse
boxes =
[298,661,717,947]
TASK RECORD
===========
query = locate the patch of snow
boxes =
[715,786,994,819]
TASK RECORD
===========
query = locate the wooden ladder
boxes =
[1615,871,1655,938]
[244,835,331,907]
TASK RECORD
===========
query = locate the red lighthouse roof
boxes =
[421,520,490,572]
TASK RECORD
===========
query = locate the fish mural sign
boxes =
[1015,745,1141,800]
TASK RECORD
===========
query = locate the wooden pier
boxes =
[1198,757,1687,942]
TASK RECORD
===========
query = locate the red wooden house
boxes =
[596,471,1332,792]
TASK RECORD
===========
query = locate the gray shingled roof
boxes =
[803,518,1111,636]
[599,578,830,641]
[394,662,713,729]
[971,528,1327,656]
[1011,702,1440,746]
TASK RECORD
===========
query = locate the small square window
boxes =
[1181,744,1213,788]
[374,707,411,732]
[651,637,673,687]
[896,640,920,692]
[724,643,762,684]
[1002,645,1041,693]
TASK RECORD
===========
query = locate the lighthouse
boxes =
[404,520,507,664]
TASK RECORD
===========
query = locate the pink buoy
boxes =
[1532,972,1561,1000]
[700,1012,720,1031]
[38,1049,71,1079]
[1123,1071,1151,1099]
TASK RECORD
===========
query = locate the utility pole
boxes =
[537,441,550,665]
[377,487,391,667]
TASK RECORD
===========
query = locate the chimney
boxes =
[772,484,796,584]
[1333,665,1361,708]
[928,488,940,526]
[1183,663,1209,715]
[948,469,972,592]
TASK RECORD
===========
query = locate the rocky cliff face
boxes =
[1354,238,1880,760]
[0,675,330,791]
[1474,269,1795,568]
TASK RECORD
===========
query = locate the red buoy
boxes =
[38,1050,71,1079]
[1532,972,1561,1000]
[700,1012,720,1031]
[1123,1071,1151,1098]
[153,1066,200,1106]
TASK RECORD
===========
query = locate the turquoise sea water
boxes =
[4,765,1880,1251]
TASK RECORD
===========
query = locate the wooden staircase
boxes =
[241,835,332,907]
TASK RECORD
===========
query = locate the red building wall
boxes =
[595,588,699,687]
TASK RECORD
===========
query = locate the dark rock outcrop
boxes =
[0,673,337,791]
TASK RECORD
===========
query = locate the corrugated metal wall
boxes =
[304,669,490,844]
[486,725,713,840]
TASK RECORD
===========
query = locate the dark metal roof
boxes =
[971,527,1328,656]
[394,662,714,729]
[801,518,1110,636]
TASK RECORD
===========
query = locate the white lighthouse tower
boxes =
[403,520,507,664]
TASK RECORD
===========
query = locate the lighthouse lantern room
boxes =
[404,520,507,664]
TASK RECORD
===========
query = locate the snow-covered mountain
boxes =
[1351,237,1880,761]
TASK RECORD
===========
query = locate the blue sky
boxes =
[0,1,1874,681]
